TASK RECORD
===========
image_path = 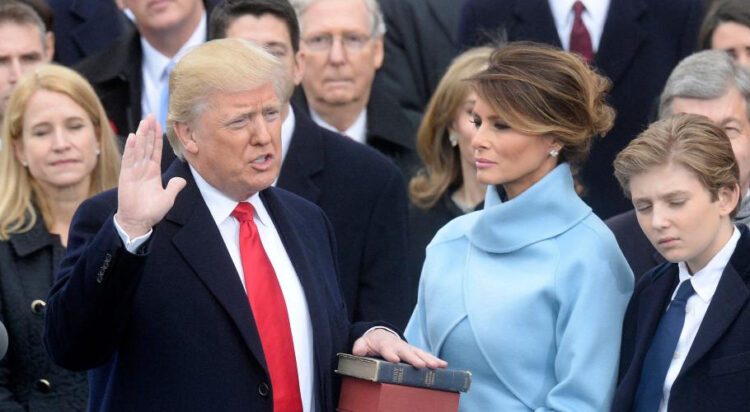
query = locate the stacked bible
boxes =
[335,353,472,412]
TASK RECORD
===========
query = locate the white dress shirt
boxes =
[658,226,740,412]
[140,11,207,124]
[310,108,367,144]
[548,0,610,52]
[279,105,296,167]
[114,165,316,412]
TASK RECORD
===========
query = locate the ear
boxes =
[12,139,26,164]
[293,50,305,86]
[174,121,198,155]
[717,184,741,217]
[547,136,563,152]
[372,35,384,70]
[44,32,55,62]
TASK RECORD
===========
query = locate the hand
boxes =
[115,115,186,238]
[352,328,447,369]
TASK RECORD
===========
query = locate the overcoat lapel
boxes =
[163,161,268,372]
[509,1,561,47]
[277,110,324,204]
[679,228,750,375]
[595,0,647,85]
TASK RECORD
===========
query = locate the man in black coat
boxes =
[291,0,420,180]
[457,0,705,218]
[74,0,220,138]
[377,0,461,118]
[209,0,414,329]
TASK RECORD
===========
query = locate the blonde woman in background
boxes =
[408,47,491,281]
[0,64,120,411]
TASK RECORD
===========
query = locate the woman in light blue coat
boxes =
[405,42,634,412]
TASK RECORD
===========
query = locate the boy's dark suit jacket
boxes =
[43,160,378,411]
[613,225,750,412]
[277,108,413,329]
[457,0,705,219]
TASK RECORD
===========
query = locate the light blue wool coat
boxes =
[405,163,634,412]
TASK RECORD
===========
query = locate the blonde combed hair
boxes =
[165,38,288,159]
[614,114,741,216]
[0,64,121,240]
[409,47,492,210]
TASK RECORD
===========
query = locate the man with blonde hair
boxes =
[44,38,443,411]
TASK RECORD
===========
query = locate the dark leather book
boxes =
[335,353,471,393]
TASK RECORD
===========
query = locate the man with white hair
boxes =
[291,0,420,178]
[44,39,444,411]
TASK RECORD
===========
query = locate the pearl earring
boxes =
[549,149,559,158]
[21,160,28,167]
[96,149,101,156]
[448,132,459,147]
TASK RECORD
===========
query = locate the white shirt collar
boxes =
[310,108,368,144]
[280,105,296,165]
[140,10,207,82]
[188,163,273,229]
[677,226,740,303]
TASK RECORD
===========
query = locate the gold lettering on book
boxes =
[391,366,405,383]
[424,370,436,387]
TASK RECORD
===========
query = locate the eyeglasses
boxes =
[302,33,373,53]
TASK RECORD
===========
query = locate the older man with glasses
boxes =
[290,0,420,179]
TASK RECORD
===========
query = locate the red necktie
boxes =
[569,1,593,64]
[232,202,303,412]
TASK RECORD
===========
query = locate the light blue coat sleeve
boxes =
[537,235,634,412]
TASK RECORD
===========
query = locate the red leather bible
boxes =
[337,377,461,412]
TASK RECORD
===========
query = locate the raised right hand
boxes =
[114,115,186,238]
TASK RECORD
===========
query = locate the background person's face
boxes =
[123,0,203,33]
[14,89,100,195]
[671,88,750,195]
[226,13,302,100]
[0,22,48,118]
[712,21,750,69]
[298,0,383,108]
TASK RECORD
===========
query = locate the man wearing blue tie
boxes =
[611,114,750,412]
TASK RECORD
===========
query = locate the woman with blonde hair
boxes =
[405,42,634,411]
[408,46,491,279]
[0,64,120,410]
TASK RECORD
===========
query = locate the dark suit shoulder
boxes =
[74,31,140,84]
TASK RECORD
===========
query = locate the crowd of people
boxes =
[0,0,749,411]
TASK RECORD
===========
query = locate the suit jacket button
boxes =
[36,378,51,393]
[31,299,46,314]
[258,382,270,397]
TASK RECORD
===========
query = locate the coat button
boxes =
[36,378,51,393]
[31,300,46,314]
[257,382,270,397]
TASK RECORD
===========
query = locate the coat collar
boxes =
[680,225,750,375]
[9,214,58,257]
[594,0,647,84]
[510,0,562,47]
[276,106,326,204]
[467,163,591,253]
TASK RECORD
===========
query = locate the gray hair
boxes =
[290,0,386,37]
[660,50,750,121]
[166,38,288,159]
